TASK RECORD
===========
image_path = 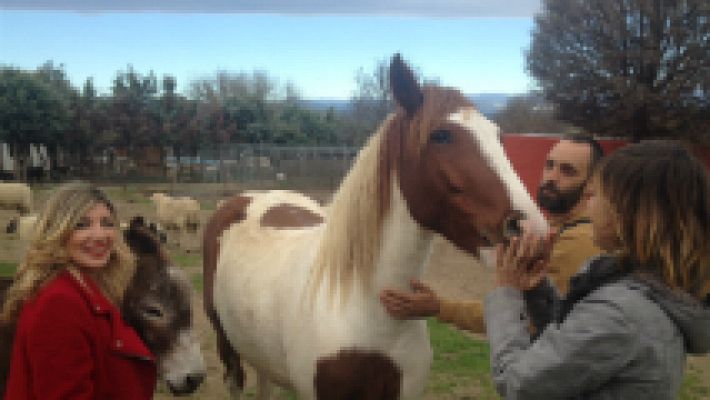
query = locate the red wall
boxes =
[501,133,710,198]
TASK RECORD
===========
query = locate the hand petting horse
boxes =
[203,54,548,399]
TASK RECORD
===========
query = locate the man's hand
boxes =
[379,279,440,319]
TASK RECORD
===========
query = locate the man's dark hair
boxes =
[563,134,604,175]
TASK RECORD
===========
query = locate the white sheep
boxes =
[5,214,39,240]
[0,183,32,214]
[18,214,38,240]
[172,197,201,233]
[150,193,201,232]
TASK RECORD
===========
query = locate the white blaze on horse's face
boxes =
[390,98,547,254]
[388,55,547,253]
[447,107,548,237]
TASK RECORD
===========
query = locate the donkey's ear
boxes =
[389,53,423,116]
[130,215,146,230]
[124,222,160,255]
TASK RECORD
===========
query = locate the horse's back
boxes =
[204,190,325,314]
[204,190,326,388]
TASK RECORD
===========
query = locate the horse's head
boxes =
[383,54,547,254]
[122,217,205,395]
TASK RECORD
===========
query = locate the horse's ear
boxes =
[389,53,423,116]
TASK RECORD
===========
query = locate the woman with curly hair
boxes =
[1,182,156,399]
[486,140,710,399]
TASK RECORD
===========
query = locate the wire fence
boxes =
[98,143,362,191]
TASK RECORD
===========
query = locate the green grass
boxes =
[104,186,152,204]
[0,261,17,277]
[200,200,218,211]
[168,250,203,292]
[190,273,204,293]
[680,365,710,400]
[426,319,500,399]
[172,252,203,269]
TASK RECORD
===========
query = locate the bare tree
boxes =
[528,0,709,141]
[494,93,581,134]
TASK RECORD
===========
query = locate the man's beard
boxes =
[537,181,585,215]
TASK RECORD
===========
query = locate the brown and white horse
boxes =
[203,54,548,399]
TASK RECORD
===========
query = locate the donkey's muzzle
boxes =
[168,372,205,396]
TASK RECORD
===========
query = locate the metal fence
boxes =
[167,143,360,190]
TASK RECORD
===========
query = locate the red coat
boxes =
[4,270,156,399]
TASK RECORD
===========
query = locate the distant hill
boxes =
[301,93,515,119]
[300,99,352,113]
[465,93,515,118]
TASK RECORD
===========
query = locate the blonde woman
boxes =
[486,140,710,399]
[1,182,156,399]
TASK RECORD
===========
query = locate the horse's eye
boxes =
[143,306,164,319]
[430,129,453,144]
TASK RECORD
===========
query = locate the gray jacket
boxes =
[484,257,710,400]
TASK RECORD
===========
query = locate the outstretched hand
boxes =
[495,231,556,291]
[379,279,440,320]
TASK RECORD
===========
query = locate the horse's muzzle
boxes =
[502,210,526,241]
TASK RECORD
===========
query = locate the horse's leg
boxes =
[202,196,252,399]
[255,372,274,400]
[213,319,245,400]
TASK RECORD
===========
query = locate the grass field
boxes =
[0,262,16,277]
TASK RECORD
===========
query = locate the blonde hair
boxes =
[593,140,710,300]
[0,182,135,325]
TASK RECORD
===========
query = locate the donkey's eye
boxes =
[430,129,453,144]
[143,306,164,319]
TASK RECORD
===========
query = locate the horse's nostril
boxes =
[503,211,525,239]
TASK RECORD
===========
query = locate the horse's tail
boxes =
[202,195,253,390]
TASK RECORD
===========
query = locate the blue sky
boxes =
[0,1,541,99]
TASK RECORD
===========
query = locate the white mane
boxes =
[308,116,394,304]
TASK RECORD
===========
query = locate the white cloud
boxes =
[0,0,542,17]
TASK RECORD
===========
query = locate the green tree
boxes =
[528,0,709,142]
[0,68,68,179]
[65,78,100,173]
[110,66,160,175]
[348,58,394,143]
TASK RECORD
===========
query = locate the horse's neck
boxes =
[373,185,435,292]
